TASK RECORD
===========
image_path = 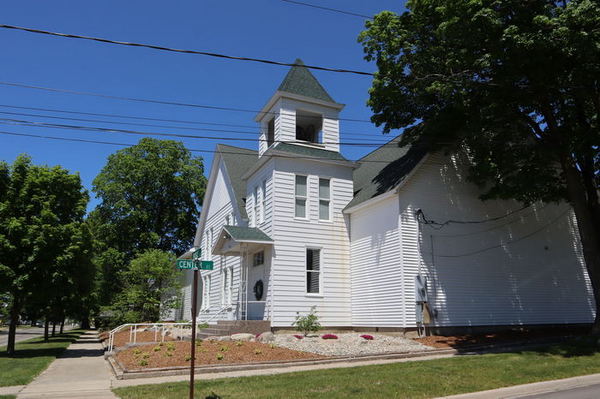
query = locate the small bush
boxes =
[138,359,148,366]
[142,352,150,359]
[158,342,164,347]
[153,345,161,352]
[166,342,176,351]
[269,343,276,349]
[220,345,229,352]
[360,334,374,340]
[293,306,321,336]
[164,352,173,357]
[184,355,195,361]
[216,353,224,360]
[236,341,243,347]
[293,334,304,340]
[133,348,142,355]
[254,349,262,355]
[321,334,338,340]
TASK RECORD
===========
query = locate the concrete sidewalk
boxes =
[17,331,116,399]
[437,373,600,399]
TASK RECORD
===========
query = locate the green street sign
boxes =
[192,248,202,260]
[200,260,214,270]
[176,259,196,270]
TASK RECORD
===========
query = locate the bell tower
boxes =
[255,59,345,157]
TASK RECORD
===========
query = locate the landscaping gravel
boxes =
[272,333,434,356]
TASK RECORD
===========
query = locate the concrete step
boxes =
[197,328,229,336]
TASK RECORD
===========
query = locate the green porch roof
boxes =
[223,225,274,242]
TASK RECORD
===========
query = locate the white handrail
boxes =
[107,322,205,352]
[199,306,229,324]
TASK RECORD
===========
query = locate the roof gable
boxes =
[345,136,427,210]
[277,59,335,103]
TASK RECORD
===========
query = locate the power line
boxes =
[0,108,389,141]
[279,0,372,19]
[0,117,395,146]
[0,129,405,164]
[0,81,374,123]
[416,206,530,230]
[0,24,374,76]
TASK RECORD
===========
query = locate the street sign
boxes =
[176,259,196,269]
[200,260,214,270]
[192,248,202,260]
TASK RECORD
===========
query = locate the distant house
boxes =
[178,59,595,333]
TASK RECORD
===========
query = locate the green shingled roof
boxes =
[269,142,349,162]
[278,59,336,103]
[344,136,427,210]
[223,225,273,242]
[217,144,258,219]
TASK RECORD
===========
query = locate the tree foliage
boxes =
[110,249,181,325]
[359,0,600,330]
[91,138,206,258]
[0,155,93,354]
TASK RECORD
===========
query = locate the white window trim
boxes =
[260,179,267,224]
[318,177,331,221]
[221,266,233,307]
[294,174,308,220]
[253,186,259,226]
[305,246,323,296]
[201,275,211,311]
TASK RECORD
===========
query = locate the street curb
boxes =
[106,338,569,380]
[436,372,600,399]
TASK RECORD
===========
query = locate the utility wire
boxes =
[0,108,390,141]
[432,207,571,258]
[0,130,407,164]
[0,117,395,146]
[416,206,530,229]
[279,0,372,19]
[0,24,374,76]
[0,81,373,123]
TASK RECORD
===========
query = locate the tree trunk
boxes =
[6,299,20,356]
[562,160,600,334]
[44,319,49,341]
[51,322,56,337]
[60,318,65,334]
[80,313,90,330]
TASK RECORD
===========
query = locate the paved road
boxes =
[0,327,45,346]
[520,383,600,398]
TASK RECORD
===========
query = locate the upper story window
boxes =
[267,118,275,147]
[296,110,323,144]
[225,214,230,226]
[295,175,307,218]
[319,178,331,220]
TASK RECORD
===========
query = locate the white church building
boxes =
[178,60,595,333]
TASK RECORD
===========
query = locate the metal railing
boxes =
[106,308,234,352]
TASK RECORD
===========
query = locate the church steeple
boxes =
[255,59,345,157]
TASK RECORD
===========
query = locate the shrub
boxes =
[138,359,148,366]
[166,342,176,351]
[254,349,262,355]
[293,306,321,336]
[321,334,338,340]
[133,348,142,355]
[184,355,194,361]
[293,334,304,340]
[220,345,229,352]
[153,345,161,352]
[236,341,243,347]
[164,352,172,357]
[360,334,374,340]
[142,352,150,359]
[269,343,276,349]
[216,353,224,360]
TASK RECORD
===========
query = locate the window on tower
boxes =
[295,110,323,144]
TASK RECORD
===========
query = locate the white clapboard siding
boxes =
[270,158,354,327]
[398,152,595,327]
[349,195,404,327]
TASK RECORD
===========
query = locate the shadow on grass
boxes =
[0,331,84,359]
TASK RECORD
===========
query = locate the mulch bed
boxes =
[413,327,589,349]
[115,340,325,370]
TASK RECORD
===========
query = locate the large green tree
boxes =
[0,155,91,354]
[91,138,206,258]
[359,1,600,331]
[110,249,181,325]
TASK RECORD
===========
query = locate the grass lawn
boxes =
[0,330,84,387]
[0,396,16,399]
[114,337,600,399]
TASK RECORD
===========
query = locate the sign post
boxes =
[177,248,214,399]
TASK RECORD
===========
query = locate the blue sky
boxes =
[0,0,406,209]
